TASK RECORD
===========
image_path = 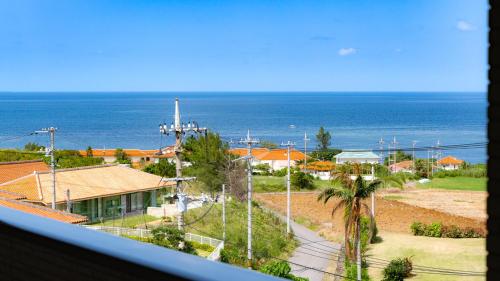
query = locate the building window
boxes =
[103,196,121,217]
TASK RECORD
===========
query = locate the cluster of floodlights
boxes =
[159,121,202,136]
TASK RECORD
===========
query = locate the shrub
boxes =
[273,168,288,177]
[382,257,413,281]
[190,241,215,252]
[259,261,309,281]
[291,171,315,190]
[411,222,484,238]
[423,222,442,237]
[150,226,197,254]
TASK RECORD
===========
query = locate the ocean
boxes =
[0,92,487,163]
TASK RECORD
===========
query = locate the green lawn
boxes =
[253,175,331,192]
[367,231,486,281]
[89,214,159,228]
[417,177,486,191]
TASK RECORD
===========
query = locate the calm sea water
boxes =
[0,92,487,163]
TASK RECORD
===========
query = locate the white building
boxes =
[334,151,380,165]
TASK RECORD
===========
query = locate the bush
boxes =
[259,261,309,281]
[254,163,272,175]
[273,168,288,177]
[150,226,197,254]
[382,257,413,281]
[190,241,215,252]
[411,222,484,238]
[291,171,315,190]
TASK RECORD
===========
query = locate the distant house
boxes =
[229,148,307,171]
[300,161,335,180]
[334,151,380,165]
[79,148,175,168]
[0,164,175,222]
[436,156,464,170]
[389,160,414,173]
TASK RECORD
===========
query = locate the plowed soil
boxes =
[254,192,486,238]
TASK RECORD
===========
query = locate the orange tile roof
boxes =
[0,197,87,224]
[389,160,414,170]
[437,156,464,165]
[228,148,270,158]
[0,160,49,184]
[300,161,335,171]
[0,189,27,200]
[79,149,162,158]
[257,149,307,161]
[0,174,42,201]
[0,164,174,205]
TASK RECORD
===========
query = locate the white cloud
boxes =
[456,20,475,31]
[338,48,356,56]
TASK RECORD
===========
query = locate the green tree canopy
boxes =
[24,142,45,152]
[183,132,229,195]
[316,126,331,150]
[114,148,131,164]
[143,159,176,178]
[86,146,93,158]
[309,148,341,161]
[260,140,278,149]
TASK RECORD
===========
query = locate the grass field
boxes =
[417,177,486,191]
[253,175,331,192]
[90,214,159,228]
[367,231,486,281]
[185,200,297,267]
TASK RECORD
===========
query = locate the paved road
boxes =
[287,219,341,281]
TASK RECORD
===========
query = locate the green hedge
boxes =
[410,222,484,238]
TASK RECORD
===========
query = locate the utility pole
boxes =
[391,136,398,166]
[412,140,418,173]
[357,219,362,281]
[159,98,206,231]
[281,140,295,235]
[371,165,375,218]
[378,138,385,165]
[35,127,57,209]
[238,130,259,269]
[304,132,310,172]
[427,150,430,177]
[222,184,226,243]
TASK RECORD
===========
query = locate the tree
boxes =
[260,140,278,149]
[309,148,341,161]
[183,132,229,195]
[316,127,331,151]
[114,148,131,164]
[318,171,382,260]
[143,159,176,178]
[24,142,45,151]
[223,156,247,201]
[86,146,93,158]
[291,171,315,190]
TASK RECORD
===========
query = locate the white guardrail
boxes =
[82,225,224,261]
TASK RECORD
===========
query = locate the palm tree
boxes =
[318,172,382,260]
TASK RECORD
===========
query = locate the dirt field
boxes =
[378,187,487,221]
[255,191,486,239]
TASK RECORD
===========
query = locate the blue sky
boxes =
[0,0,487,92]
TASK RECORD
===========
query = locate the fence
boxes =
[82,225,224,261]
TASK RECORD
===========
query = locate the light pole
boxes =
[281,140,295,235]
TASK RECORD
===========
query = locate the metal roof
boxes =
[334,151,380,159]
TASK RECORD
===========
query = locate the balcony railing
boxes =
[0,205,280,281]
